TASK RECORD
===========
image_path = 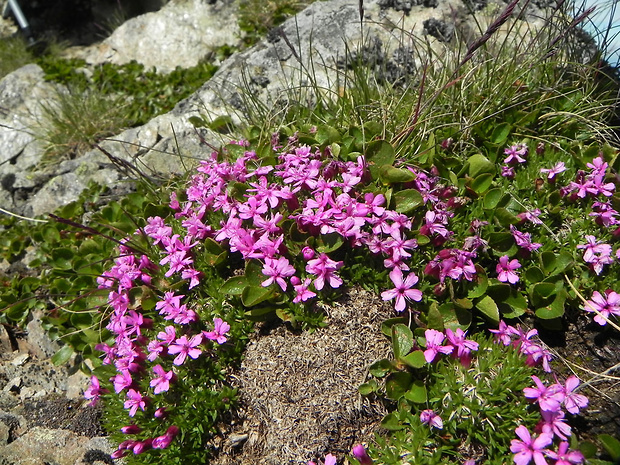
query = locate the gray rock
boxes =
[69,0,243,73]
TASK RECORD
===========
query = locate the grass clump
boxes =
[36,86,129,160]
[0,35,34,79]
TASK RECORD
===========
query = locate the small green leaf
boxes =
[392,324,414,360]
[468,154,495,177]
[599,435,620,461]
[476,295,499,324]
[381,317,408,337]
[484,188,503,210]
[379,165,416,184]
[51,345,74,366]
[488,232,515,252]
[393,189,424,214]
[315,125,341,145]
[467,266,488,299]
[241,285,274,307]
[244,306,277,321]
[426,303,444,330]
[369,359,395,378]
[495,208,519,227]
[525,267,545,283]
[490,122,512,145]
[221,276,248,295]
[401,350,426,369]
[471,173,494,194]
[380,412,404,431]
[404,380,427,403]
[316,233,344,254]
[245,260,265,287]
[366,140,395,179]
[386,372,413,400]
[578,441,598,459]
[358,381,378,396]
[51,248,74,270]
[208,115,235,134]
[533,282,557,298]
[535,290,567,319]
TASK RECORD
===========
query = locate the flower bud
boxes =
[132,439,153,455]
[120,425,142,434]
[352,444,373,464]
[154,407,167,418]
[302,247,315,260]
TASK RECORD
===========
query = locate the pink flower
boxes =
[150,364,176,394]
[351,444,373,465]
[489,320,514,346]
[583,289,620,325]
[562,375,588,414]
[523,376,565,412]
[496,255,521,284]
[423,329,454,363]
[124,389,147,417]
[84,375,108,406]
[420,409,443,429]
[540,162,566,180]
[305,253,343,291]
[445,328,479,366]
[261,256,296,291]
[203,317,230,344]
[539,409,571,440]
[504,143,528,165]
[510,425,553,465]
[544,441,584,464]
[168,334,203,365]
[381,268,423,312]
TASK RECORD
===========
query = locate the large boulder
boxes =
[69,0,243,73]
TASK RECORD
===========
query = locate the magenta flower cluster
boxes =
[86,236,231,457]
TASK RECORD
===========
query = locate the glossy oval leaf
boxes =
[393,189,424,214]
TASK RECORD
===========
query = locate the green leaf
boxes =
[599,435,620,461]
[495,208,519,227]
[221,276,248,295]
[535,290,567,319]
[51,345,74,366]
[381,317,408,337]
[379,165,416,184]
[393,189,424,214]
[533,282,557,298]
[490,122,512,145]
[488,232,514,252]
[468,154,495,177]
[476,295,499,324]
[51,248,74,270]
[467,266,488,299]
[426,303,444,330]
[525,267,545,283]
[241,285,274,307]
[316,233,344,254]
[438,303,472,331]
[245,260,265,287]
[369,359,395,378]
[404,380,427,403]
[380,412,405,431]
[366,140,395,179]
[358,381,378,396]
[392,324,414,360]
[207,115,235,134]
[244,306,277,321]
[471,173,494,194]
[386,372,413,401]
[484,188,503,210]
[578,441,598,459]
[315,125,341,145]
[401,350,426,369]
